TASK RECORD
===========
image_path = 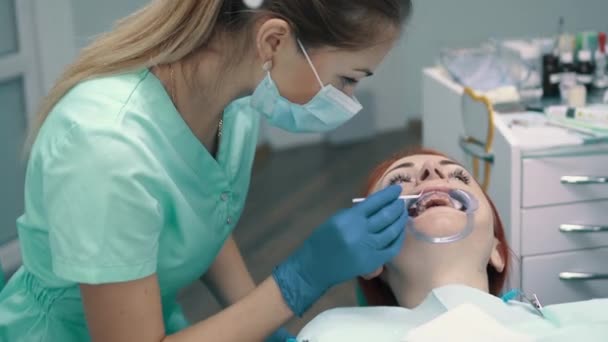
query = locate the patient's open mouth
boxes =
[408,191,466,217]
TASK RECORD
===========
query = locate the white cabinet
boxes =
[522,248,608,305]
[522,155,608,207]
[521,201,608,255]
[423,67,608,305]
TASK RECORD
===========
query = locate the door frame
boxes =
[0,0,75,277]
[0,0,41,124]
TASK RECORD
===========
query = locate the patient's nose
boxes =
[418,160,445,182]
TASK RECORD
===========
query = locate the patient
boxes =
[297,148,608,342]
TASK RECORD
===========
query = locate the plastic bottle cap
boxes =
[561,52,574,63]
[567,85,587,108]
[578,50,592,62]
[599,32,607,53]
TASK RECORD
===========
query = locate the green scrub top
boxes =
[0,69,260,341]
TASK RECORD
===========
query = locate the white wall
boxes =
[33,0,76,93]
[70,0,149,48]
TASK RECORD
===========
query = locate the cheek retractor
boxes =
[404,189,479,244]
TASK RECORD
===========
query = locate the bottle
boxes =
[559,52,577,102]
[576,50,595,90]
[542,53,561,97]
[576,32,585,53]
[593,32,608,89]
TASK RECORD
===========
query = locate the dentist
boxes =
[0,0,412,341]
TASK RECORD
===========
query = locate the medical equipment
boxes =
[542,53,561,97]
[593,33,608,89]
[544,106,608,140]
[554,16,566,52]
[558,34,575,55]
[567,85,587,107]
[577,50,595,90]
[501,40,543,90]
[439,44,532,92]
[545,106,608,125]
[352,193,421,204]
[559,52,578,103]
[405,189,479,244]
[501,289,545,318]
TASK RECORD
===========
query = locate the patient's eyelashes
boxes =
[389,173,413,185]
[449,169,471,184]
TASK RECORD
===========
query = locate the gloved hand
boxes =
[273,185,407,316]
[265,327,294,342]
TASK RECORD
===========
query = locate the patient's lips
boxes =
[408,190,466,217]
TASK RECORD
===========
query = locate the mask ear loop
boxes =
[262,60,274,83]
[262,60,273,72]
[297,39,325,89]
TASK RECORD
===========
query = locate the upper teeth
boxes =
[409,191,465,216]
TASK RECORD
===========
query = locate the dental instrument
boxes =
[352,193,422,204]
[406,189,479,244]
[501,289,545,318]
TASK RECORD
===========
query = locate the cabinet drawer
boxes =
[521,154,608,208]
[521,201,608,255]
[522,248,608,305]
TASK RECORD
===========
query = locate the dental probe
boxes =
[352,193,422,204]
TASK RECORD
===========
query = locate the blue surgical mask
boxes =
[250,40,363,133]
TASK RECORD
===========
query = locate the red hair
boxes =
[358,148,510,306]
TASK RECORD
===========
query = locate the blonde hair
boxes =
[28,0,413,149]
[27,0,225,148]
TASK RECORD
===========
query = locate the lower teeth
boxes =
[410,200,465,216]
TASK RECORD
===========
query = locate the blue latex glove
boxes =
[265,327,294,342]
[273,185,408,316]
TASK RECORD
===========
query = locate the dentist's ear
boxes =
[256,18,292,63]
[489,237,505,273]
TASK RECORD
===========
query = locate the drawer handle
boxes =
[559,272,608,281]
[561,176,608,185]
[560,224,608,233]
